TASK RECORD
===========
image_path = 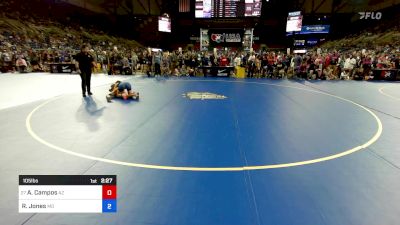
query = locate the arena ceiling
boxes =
[299,0,400,14]
[60,0,400,16]
[60,0,164,16]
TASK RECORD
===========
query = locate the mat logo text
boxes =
[182,92,227,100]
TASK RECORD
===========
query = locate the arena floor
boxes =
[1,73,400,225]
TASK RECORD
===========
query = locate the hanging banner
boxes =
[200,29,209,50]
[294,40,305,47]
[300,25,330,34]
[208,29,244,47]
[306,38,319,46]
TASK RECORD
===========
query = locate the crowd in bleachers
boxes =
[1,37,399,80]
[0,12,141,73]
[97,42,400,80]
[0,12,399,80]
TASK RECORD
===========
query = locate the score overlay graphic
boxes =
[19,175,117,213]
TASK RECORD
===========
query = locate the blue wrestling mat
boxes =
[1,77,400,225]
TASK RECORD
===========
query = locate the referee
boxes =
[74,45,95,97]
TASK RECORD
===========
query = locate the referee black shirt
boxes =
[74,52,94,72]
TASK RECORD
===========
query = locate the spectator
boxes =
[161,52,171,76]
[234,54,241,67]
[247,53,256,78]
[294,54,302,77]
[15,55,27,73]
[362,56,372,78]
[1,49,13,73]
[131,52,138,72]
[344,55,356,78]
[121,57,132,75]
[153,51,162,76]
[392,54,399,69]
[219,54,228,67]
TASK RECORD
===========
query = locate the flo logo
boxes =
[211,33,224,43]
[359,12,382,20]
[182,92,227,100]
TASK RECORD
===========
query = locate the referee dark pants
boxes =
[80,70,92,95]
